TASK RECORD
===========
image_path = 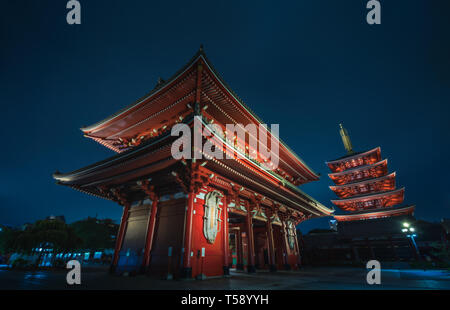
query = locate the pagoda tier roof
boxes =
[328,159,388,178]
[54,117,333,217]
[329,172,396,190]
[329,172,396,199]
[331,188,405,212]
[326,147,381,173]
[79,48,319,185]
[333,205,415,222]
[331,187,404,204]
[326,147,381,164]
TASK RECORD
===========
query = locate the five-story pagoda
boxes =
[301,124,418,264]
[327,124,415,223]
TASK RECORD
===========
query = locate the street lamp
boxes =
[401,222,421,260]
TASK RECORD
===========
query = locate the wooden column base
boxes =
[109,265,117,274]
[139,265,152,275]
[180,267,193,279]
[236,263,244,270]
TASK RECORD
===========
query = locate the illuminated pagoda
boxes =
[298,124,418,264]
[53,47,334,279]
[327,124,414,223]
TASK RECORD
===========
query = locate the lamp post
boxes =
[401,222,421,260]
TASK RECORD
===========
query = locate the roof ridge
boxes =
[330,171,396,188]
[331,187,405,202]
[328,158,388,176]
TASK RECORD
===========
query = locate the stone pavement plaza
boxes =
[0,266,449,290]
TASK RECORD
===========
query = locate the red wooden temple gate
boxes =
[53,48,333,279]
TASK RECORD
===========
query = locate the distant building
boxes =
[46,215,66,223]
[442,219,450,250]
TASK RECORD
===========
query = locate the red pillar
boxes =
[246,201,256,273]
[236,229,244,270]
[266,216,277,272]
[293,226,302,269]
[223,196,230,276]
[181,191,195,278]
[142,197,159,273]
[281,218,291,270]
[110,203,130,273]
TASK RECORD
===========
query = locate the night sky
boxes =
[1,1,449,233]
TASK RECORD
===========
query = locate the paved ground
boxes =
[0,266,449,290]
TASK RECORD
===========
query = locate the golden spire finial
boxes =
[339,123,354,155]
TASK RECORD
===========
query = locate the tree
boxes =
[70,217,118,249]
[13,219,81,254]
[0,225,19,254]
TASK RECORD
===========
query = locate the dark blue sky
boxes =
[1,1,449,233]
